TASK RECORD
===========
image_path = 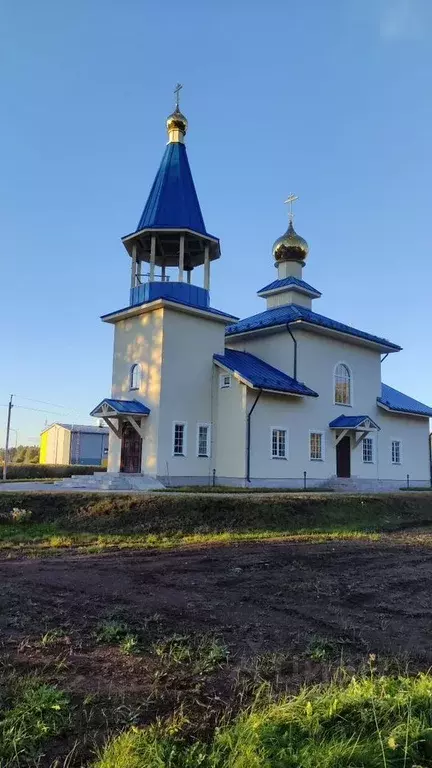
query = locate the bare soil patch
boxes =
[1,536,432,765]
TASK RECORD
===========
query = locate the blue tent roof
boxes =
[378,384,432,417]
[329,415,380,429]
[225,303,401,351]
[214,349,318,397]
[136,142,208,236]
[90,399,150,416]
[257,276,321,297]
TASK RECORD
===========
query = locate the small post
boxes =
[3,395,14,481]
[178,234,185,282]
[187,269,191,284]
[204,245,210,290]
[407,473,410,489]
[161,264,166,282]
[131,243,137,289]
[212,468,216,487]
[149,235,156,282]
[303,470,307,490]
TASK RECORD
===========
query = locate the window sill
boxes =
[310,458,324,462]
[198,455,210,458]
[334,402,352,408]
[271,456,287,460]
[392,462,401,466]
[362,461,374,464]
[173,454,185,458]
[130,387,139,392]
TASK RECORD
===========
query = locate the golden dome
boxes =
[272,220,309,264]
[166,107,188,140]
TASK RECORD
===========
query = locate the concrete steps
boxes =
[54,472,165,491]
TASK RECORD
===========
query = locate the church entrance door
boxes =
[120,422,142,474]
[336,435,351,478]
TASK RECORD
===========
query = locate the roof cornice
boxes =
[101,297,237,325]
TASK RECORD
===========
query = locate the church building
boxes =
[90,92,432,491]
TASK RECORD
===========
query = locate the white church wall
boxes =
[156,308,226,484]
[109,308,165,473]
[374,409,430,486]
[213,372,247,482]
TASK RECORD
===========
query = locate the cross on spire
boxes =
[284,193,299,223]
[174,83,183,110]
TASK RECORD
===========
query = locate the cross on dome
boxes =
[284,193,299,223]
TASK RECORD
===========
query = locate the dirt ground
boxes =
[1,536,432,764]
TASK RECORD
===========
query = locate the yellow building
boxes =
[40,423,108,466]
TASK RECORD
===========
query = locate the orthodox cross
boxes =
[174,83,183,110]
[284,193,299,223]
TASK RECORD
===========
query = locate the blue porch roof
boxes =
[90,399,150,416]
[378,384,432,417]
[329,415,380,430]
[225,303,401,352]
[135,142,210,236]
[257,276,321,297]
[214,349,318,397]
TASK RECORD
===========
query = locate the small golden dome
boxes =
[272,220,309,264]
[166,107,188,138]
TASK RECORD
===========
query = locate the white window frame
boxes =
[172,421,187,457]
[196,423,211,458]
[309,430,325,461]
[391,439,402,465]
[271,427,288,459]
[362,436,374,464]
[129,363,141,391]
[219,373,232,389]
[334,362,352,407]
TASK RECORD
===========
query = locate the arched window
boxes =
[334,363,351,405]
[130,363,141,391]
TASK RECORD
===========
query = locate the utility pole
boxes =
[3,395,14,481]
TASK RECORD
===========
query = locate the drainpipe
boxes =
[246,389,262,483]
[286,323,298,380]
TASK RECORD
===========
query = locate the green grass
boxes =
[160,485,334,493]
[0,522,380,556]
[0,678,70,766]
[94,672,432,767]
[0,478,56,484]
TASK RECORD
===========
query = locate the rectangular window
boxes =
[197,424,211,457]
[220,373,232,389]
[173,422,186,456]
[271,428,287,459]
[391,440,401,465]
[362,437,373,463]
[310,432,324,461]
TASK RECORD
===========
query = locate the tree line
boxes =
[0,446,40,464]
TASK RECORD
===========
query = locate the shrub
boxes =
[10,508,32,524]
[2,464,106,480]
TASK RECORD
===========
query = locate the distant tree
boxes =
[13,446,27,464]
[25,446,39,464]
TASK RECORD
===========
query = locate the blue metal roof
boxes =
[225,303,401,351]
[136,142,210,236]
[101,295,238,322]
[214,349,318,397]
[90,399,150,416]
[378,384,432,417]
[329,415,380,429]
[257,276,321,297]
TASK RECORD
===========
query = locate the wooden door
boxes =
[336,435,351,478]
[120,423,142,474]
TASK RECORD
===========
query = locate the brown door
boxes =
[336,435,351,478]
[120,423,142,473]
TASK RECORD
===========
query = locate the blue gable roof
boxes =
[257,276,321,297]
[225,304,401,352]
[136,142,209,236]
[378,384,432,417]
[214,349,318,397]
[329,415,380,430]
[90,399,150,416]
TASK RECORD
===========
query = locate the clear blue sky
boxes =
[1,0,431,446]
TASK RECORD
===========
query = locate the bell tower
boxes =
[121,85,220,310]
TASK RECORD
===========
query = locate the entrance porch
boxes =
[329,415,380,479]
